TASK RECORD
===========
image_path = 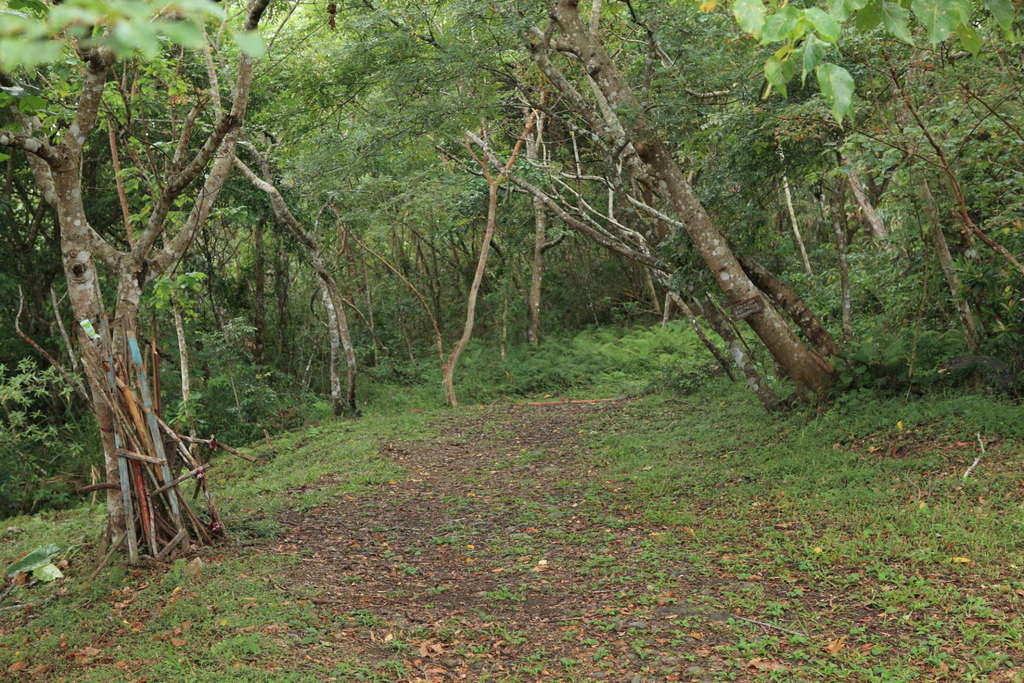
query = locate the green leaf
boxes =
[765,57,789,97]
[160,22,205,49]
[829,0,869,22]
[986,0,1015,35]
[802,36,825,84]
[17,94,46,113]
[881,2,914,44]
[0,152,10,162]
[956,23,982,55]
[5,544,60,577]
[911,0,959,44]
[733,0,767,39]
[32,563,63,583]
[761,6,801,43]
[816,62,855,123]
[804,7,841,42]
[854,0,883,31]
[231,29,266,58]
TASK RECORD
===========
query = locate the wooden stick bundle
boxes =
[81,334,241,563]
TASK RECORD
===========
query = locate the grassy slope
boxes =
[2,324,1023,680]
[580,381,1024,680]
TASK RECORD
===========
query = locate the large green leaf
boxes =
[804,7,841,43]
[881,2,914,44]
[854,0,883,30]
[802,36,825,84]
[765,56,789,97]
[816,62,855,123]
[5,544,60,577]
[956,23,982,55]
[986,0,1016,38]
[761,6,801,43]
[910,0,961,44]
[231,29,266,58]
[733,0,767,39]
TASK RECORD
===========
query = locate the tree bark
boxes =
[920,179,980,351]
[321,285,343,416]
[844,162,891,245]
[253,218,266,365]
[778,145,813,276]
[829,184,853,343]
[526,113,549,346]
[172,302,194,437]
[442,180,498,407]
[736,254,840,359]
[544,0,834,396]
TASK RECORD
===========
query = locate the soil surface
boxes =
[273,401,738,681]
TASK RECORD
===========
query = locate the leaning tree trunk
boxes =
[736,254,840,359]
[844,162,891,246]
[442,179,498,407]
[234,156,359,414]
[920,179,980,351]
[546,0,834,396]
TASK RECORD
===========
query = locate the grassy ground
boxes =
[2,344,1023,680]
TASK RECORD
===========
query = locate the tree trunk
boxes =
[736,254,841,359]
[442,180,498,407]
[274,234,290,368]
[321,285,343,416]
[920,179,980,351]
[253,218,266,365]
[172,302,194,437]
[234,156,359,415]
[526,111,548,346]
[545,0,834,396]
[778,146,813,276]
[700,295,779,410]
[845,163,891,245]
[668,292,734,381]
[829,184,853,344]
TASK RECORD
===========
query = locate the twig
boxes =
[731,614,807,637]
[962,432,986,480]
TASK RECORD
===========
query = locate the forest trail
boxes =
[273,400,732,681]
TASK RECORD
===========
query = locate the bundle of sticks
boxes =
[80,334,253,564]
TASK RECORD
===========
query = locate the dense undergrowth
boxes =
[3,316,1019,517]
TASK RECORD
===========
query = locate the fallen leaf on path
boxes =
[824,638,846,654]
[748,658,787,671]
[418,640,445,657]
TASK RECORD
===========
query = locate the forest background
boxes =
[0,0,1022,518]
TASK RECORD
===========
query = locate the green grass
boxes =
[573,378,1024,680]
[0,409,439,680]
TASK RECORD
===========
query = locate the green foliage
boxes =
[0,360,94,517]
[0,0,225,69]
[363,323,711,407]
[713,0,1021,120]
[184,319,331,443]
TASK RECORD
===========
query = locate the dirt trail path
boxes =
[275,402,733,681]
